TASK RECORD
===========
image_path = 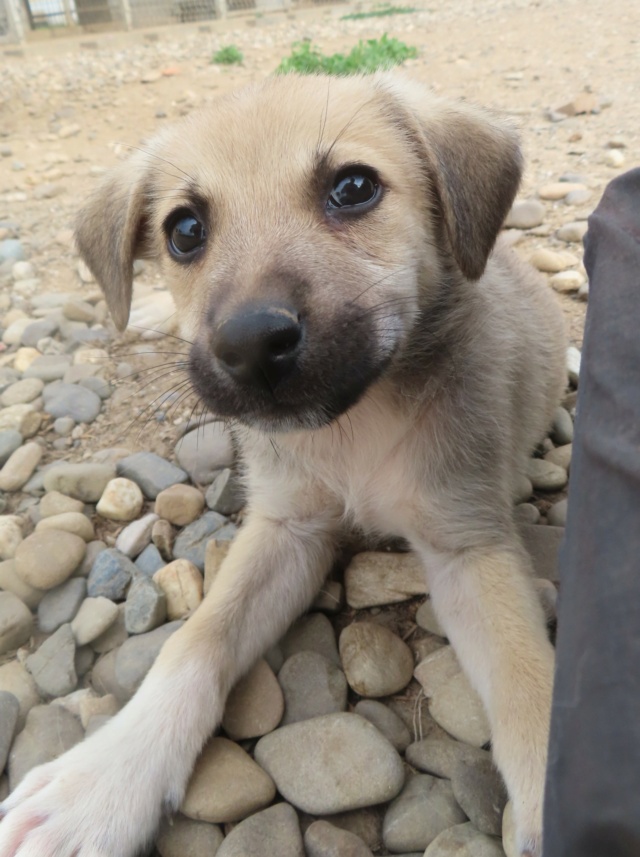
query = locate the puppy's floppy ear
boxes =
[382,78,523,280]
[75,155,151,331]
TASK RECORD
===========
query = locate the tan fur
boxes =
[0,74,565,857]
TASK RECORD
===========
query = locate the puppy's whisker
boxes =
[124,144,197,185]
[127,326,195,347]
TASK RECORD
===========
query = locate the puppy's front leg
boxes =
[0,508,337,857]
[415,541,554,857]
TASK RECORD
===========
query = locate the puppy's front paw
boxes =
[0,727,168,857]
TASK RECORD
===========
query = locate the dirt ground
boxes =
[1,0,639,462]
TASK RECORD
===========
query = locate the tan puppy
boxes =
[0,74,565,857]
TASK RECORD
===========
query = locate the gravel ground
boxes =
[0,0,638,853]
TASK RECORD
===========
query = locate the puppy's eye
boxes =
[166,210,206,259]
[327,167,380,212]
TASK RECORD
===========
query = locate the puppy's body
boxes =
[0,75,565,857]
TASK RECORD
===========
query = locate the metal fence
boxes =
[1,0,342,40]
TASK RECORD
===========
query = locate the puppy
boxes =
[0,74,565,857]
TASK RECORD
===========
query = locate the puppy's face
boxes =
[76,75,522,431]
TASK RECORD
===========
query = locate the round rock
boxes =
[451,755,508,836]
[254,712,405,814]
[43,463,116,502]
[8,704,83,790]
[181,736,276,824]
[353,700,412,752]
[344,551,427,609]
[97,477,145,522]
[222,658,284,740]
[304,820,373,857]
[153,559,203,620]
[15,530,86,590]
[0,442,43,492]
[279,651,348,725]
[339,621,414,697]
[155,484,205,526]
[0,377,44,407]
[43,382,102,423]
[382,774,467,853]
[38,577,87,633]
[0,591,33,655]
[36,512,95,541]
[424,822,505,857]
[503,199,545,230]
[526,458,568,491]
[216,802,304,857]
[156,815,224,857]
[25,623,77,697]
[71,596,119,646]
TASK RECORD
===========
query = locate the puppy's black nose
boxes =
[212,304,303,390]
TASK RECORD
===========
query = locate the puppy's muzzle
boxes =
[212,303,303,392]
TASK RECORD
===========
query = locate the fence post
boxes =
[119,0,132,28]
[213,0,226,18]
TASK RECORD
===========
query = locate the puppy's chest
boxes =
[293,417,425,535]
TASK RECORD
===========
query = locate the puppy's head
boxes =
[76,74,522,431]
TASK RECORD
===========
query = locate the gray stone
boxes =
[503,199,545,229]
[222,658,284,740]
[21,317,59,348]
[518,523,563,582]
[339,621,414,697]
[550,406,574,445]
[0,239,25,263]
[557,221,588,243]
[547,498,568,527]
[125,576,167,634]
[135,543,165,576]
[304,820,373,857]
[415,600,446,637]
[8,704,83,789]
[424,822,505,857]
[255,712,405,814]
[281,612,340,665]
[175,422,234,484]
[526,458,568,491]
[382,774,467,853]
[406,737,491,779]
[353,700,412,752]
[43,382,102,423]
[216,803,303,857]
[53,416,75,436]
[43,462,116,502]
[428,671,491,748]
[24,354,72,382]
[173,511,227,571]
[38,577,87,633]
[113,620,183,701]
[451,755,507,837]
[87,549,137,600]
[205,469,244,515]
[182,736,276,824]
[514,502,540,525]
[116,452,188,499]
[545,443,572,472]
[344,551,427,609]
[80,376,112,399]
[0,591,33,655]
[0,430,23,467]
[156,815,224,857]
[0,691,20,772]
[25,624,77,697]
[279,651,348,725]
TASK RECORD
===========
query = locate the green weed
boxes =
[212,45,244,65]
[275,34,417,75]
[341,5,417,21]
